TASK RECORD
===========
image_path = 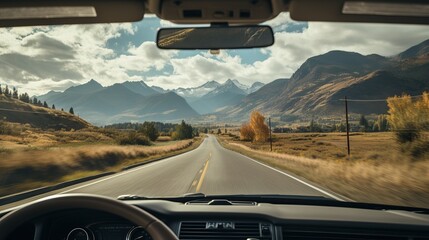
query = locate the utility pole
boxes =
[345,96,351,158]
[269,117,273,152]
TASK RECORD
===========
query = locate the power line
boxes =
[337,94,424,102]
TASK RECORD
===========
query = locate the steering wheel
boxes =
[0,194,178,240]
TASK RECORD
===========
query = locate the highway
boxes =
[0,135,342,212]
[61,135,341,199]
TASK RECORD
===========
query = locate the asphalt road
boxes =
[60,135,341,199]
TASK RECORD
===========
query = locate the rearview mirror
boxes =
[157,25,274,50]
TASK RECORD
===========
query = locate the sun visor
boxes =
[0,0,144,27]
[289,0,429,25]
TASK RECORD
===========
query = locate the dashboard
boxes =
[4,199,429,240]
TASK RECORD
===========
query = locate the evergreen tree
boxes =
[43,101,49,108]
[19,93,30,103]
[4,85,10,97]
[24,93,30,103]
[37,100,42,106]
[0,84,2,95]
[33,97,38,105]
[359,114,369,128]
[61,108,64,111]
[52,104,56,109]
[12,87,18,99]
[69,107,74,115]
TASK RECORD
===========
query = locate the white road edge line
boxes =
[242,154,347,201]
[213,136,349,201]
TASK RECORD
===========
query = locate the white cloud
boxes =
[146,14,429,90]
[0,23,144,95]
[147,50,291,89]
[265,18,429,71]
[0,13,428,95]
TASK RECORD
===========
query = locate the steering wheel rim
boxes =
[0,194,178,240]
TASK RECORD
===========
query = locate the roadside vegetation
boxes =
[218,94,429,208]
[0,89,201,196]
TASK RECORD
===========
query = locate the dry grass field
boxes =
[218,132,429,208]
[0,123,204,196]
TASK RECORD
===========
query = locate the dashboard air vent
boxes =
[179,221,271,240]
[282,225,429,240]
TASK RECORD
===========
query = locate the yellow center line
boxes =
[196,160,209,192]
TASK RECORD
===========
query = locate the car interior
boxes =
[0,0,429,240]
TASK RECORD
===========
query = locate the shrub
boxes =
[117,132,151,146]
[0,121,22,136]
[138,122,159,141]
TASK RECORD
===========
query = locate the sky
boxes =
[0,13,429,96]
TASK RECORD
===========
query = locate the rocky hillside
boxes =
[225,39,429,119]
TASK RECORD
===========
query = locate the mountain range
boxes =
[37,39,429,124]
[37,78,264,124]
[223,39,429,120]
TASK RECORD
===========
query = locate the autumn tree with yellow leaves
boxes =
[387,92,429,143]
[240,111,269,142]
[239,123,255,141]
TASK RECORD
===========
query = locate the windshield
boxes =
[1,14,429,211]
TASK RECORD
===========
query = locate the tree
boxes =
[61,108,64,111]
[250,111,269,142]
[203,128,208,134]
[52,104,56,110]
[138,121,159,141]
[336,122,346,132]
[387,92,429,143]
[309,119,322,132]
[0,84,2,95]
[4,85,10,97]
[37,100,42,106]
[240,123,255,141]
[43,101,49,108]
[12,87,18,99]
[19,93,30,103]
[69,107,75,115]
[359,114,369,131]
[373,114,388,132]
[217,128,222,134]
[172,120,193,140]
